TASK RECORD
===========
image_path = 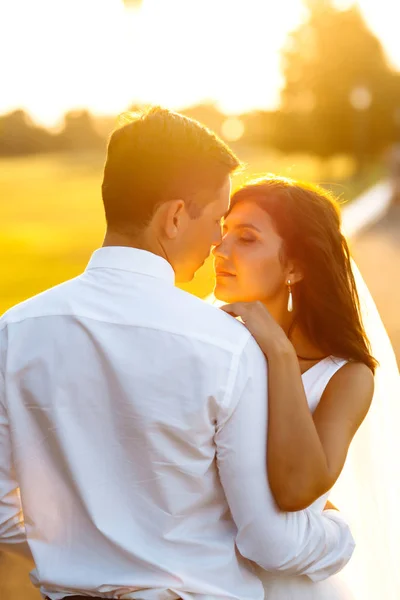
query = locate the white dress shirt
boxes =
[0,247,355,600]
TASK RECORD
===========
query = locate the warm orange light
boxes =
[221,118,245,142]
[0,0,399,125]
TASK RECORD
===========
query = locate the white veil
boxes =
[329,259,400,599]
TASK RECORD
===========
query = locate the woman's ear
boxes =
[286,262,304,285]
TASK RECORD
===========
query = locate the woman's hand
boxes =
[220,301,294,358]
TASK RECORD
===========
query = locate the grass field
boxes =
[0,148,378,314]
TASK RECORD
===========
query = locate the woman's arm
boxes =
[215,335,355,579]
[221,301,374,511]
[267,346,373,510]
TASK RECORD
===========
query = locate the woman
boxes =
[212,175,398,599]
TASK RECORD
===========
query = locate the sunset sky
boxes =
[1,0,400,127]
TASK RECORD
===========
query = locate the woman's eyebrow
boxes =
[223,222,261,233]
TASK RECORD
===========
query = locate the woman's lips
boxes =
[216,271,236,278]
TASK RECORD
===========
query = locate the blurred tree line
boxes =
[262,0,400,166]
[1,1,400,163]
[0,109,109,156]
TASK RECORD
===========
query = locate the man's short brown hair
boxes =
[102,106,241,233]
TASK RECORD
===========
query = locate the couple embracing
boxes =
[1,107,399,600]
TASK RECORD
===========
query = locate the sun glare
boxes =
[0,0,399,125]
[123,0,306,115]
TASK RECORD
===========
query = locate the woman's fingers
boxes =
[220,303,248,317]
[220,301,291,357]
[221,301,271,320]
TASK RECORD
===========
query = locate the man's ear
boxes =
[156,199,188,240]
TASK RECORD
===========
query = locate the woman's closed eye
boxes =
[239,234,257,243]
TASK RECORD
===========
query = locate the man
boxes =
[0,107,354,600]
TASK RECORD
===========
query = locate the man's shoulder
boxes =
[166,286,252,354]
[0,277,79,330]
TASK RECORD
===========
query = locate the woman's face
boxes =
[213,201,289,304]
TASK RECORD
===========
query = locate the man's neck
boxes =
[102,230,167,261]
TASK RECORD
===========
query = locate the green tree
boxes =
[279,0,400,160]
[57,110,104,151]
[0,110,54,156]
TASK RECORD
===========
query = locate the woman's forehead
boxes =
[225,200,273,228]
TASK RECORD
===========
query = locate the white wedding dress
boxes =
[257,355,355,600]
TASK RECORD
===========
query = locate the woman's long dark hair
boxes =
[230,176,377,373]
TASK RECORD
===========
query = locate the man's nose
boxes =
[211,227,223,249]
[212,236,228,258]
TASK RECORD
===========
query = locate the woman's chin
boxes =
[214,281,237,303]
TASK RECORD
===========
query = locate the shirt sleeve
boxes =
[0,325,32,558]
[215,336,355,581]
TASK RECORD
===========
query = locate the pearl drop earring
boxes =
[287,279,293,313]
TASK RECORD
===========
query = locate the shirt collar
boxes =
[86,247,176,284]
